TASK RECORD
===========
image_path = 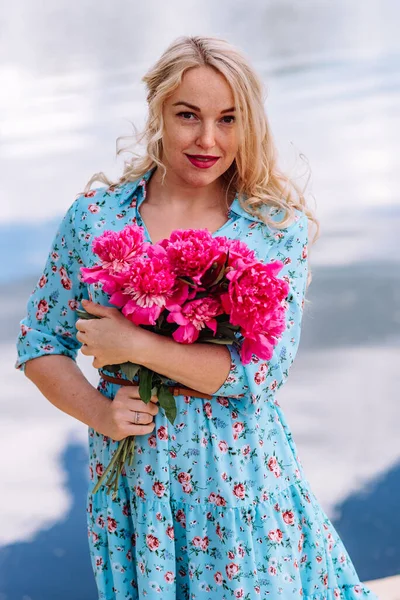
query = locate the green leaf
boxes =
[177,276,197,288]
[102,364,122,374]
[138,366,153,404]
[158,385,177,425]
[120,362,141,381]
[214,326,238,339]
[198,338,234,345]
[219,322,241,331]
[211,250,230,286]
[75,308,101,320]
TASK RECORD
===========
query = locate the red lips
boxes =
[185,155,220,169]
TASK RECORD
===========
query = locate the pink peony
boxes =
[80,224,148,293]
[221,260,290,364]
[214,236,258,270]
[159,229,227,285]
[110,253,189,326]
[167,296,224,343]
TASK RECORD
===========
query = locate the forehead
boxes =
[167,66,235,108]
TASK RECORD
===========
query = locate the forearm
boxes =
[137,332,232,395]
[24,355,110,432]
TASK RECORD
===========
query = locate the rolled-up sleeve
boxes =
[15,197,89,373]
[212,212,309,413]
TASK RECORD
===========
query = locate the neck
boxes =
[146,167,234,212]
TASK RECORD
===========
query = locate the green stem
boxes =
[92,441,124,495]
[105,438,129,494]
[104,436,133,496]
[128,437,136,466]
[120,438,129,466]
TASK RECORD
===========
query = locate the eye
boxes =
[177,111,197,120]
[221,115,236,124]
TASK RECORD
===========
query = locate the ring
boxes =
[135,411,139,424]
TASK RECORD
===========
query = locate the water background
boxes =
[1,1,399,598]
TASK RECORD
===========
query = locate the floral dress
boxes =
[15,167,379,600]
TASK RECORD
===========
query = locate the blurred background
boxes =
[0,0,399,598]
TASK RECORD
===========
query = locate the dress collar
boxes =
[117,166,267,224]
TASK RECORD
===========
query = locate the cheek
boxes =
[220,138,238,163]
[163,122,192,151]
[227,130,240,153]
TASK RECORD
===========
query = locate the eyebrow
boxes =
[172,101,235,114]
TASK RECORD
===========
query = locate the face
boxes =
[160,65,239,189]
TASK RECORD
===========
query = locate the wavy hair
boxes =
[83,35,320,288]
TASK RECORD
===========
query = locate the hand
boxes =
[97,386,159,441]
[75,299,149,369]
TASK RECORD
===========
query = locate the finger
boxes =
[127,410,154,425]
[75,319,86,332]
[76,331,87,343]
[130,422,156,435]
[127,398,159,416]
[126,386,159,403]
[93,357,103,369]
[81,300,119,317]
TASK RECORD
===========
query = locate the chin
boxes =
[177,163,227,187]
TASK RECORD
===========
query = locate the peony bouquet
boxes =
[77,224,290,496]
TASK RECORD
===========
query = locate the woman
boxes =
[15,36,378,599]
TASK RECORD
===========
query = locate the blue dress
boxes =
[15,167,379,599]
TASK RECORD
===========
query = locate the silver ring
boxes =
[135,411,139,424]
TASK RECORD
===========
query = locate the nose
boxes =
[195,120,216,150]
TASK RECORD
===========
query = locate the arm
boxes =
[139,211,309,412]
[25,354,111,433]
[211,211,309,413]
[14,198,110,427]
[15,197,89,372]
[15,199,157,439]
[138,332,235,396]
[15,199,113,431]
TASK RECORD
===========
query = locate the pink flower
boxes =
[225,562,240,580]
[214,572,223,585]
[233,483,246,499]
[221,260,289,364]
[177,472,191,484]
[110,253,188,326]
[107,517,117,533]
[283,510,295,525]
[268,529,283,543]
[146,534,160,551]
[38,299,49,314]
[167,296,224,343]
[159,229,226,285]
[61,277,72,290]
[152,481,166,498]
[214,236,258,269]
[267,456,278,472]
[80,224,147,293]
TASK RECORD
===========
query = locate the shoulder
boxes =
[267,206,308,231]
[255,206,308,246]
[72,178,141,215]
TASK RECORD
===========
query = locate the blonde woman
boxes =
[15,36,378,600]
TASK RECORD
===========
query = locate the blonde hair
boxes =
[84,35,320,288]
